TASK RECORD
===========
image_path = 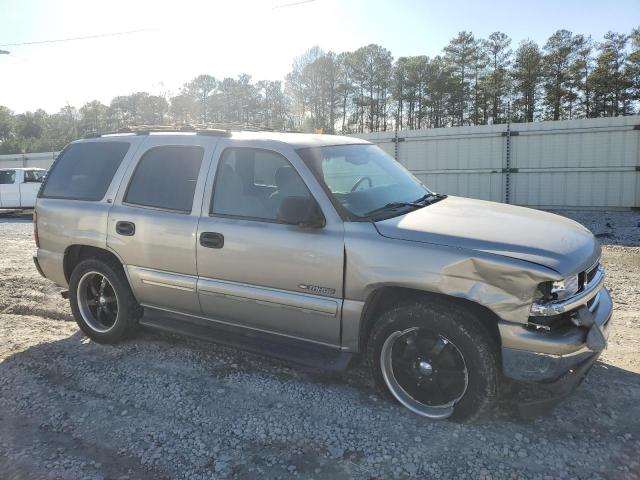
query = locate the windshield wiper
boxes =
[417,192,448,205]
[363,201,422,217]
[363,193,448,218]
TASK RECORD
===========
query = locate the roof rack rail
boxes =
[200,122,274,132]
[83,122,280,139]
[83,125,231,139]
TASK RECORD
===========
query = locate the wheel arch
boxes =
[357,286,502,355]
[63,244,126,283]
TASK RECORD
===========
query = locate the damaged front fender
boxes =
[344,222,558,328]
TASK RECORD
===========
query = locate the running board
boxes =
[140,308,354,372]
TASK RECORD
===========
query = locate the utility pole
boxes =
[504,101,512,204]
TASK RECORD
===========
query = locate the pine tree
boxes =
[570,35,594,118]
[512,40,544,122]
[542,30,578,120]
[590,32,631,116]
[627,27,640,104]
[483,32,512,124]
[444,31,477,126]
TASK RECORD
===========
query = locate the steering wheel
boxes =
[350,176,373,192]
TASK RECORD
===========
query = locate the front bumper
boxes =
[499,286,613,383]
[511,347,601,418]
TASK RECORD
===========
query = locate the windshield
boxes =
[298,144,431,218]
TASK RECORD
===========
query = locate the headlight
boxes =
[550,275,579,301]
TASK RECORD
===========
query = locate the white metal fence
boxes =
[0,151,59,170]
[354,116,640,209]
[1,116,638,209]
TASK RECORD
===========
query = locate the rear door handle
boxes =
[116,221,135,236]
[200,232,224,249]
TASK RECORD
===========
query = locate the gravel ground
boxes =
[0,210,639,480]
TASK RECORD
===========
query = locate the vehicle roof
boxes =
[76,130,370,149]
[0,167,46,171]
[227,131,370,148]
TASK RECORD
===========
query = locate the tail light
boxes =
[33,210,40,247]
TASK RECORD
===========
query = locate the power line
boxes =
[0,28,154,47]
[272,0,316,10]
[0,0,317,47]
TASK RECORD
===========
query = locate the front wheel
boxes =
[367,298,499,422]
[69,258,141,343]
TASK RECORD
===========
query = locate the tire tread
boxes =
[366,296,499,423]
[68,257,142,344]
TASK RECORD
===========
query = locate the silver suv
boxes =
[33,127,612,422]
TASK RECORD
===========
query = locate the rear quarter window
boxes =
[40,142,130,200]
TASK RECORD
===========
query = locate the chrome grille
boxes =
[586,262,599,284]
[579,261,600,291]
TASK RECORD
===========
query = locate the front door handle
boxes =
[116,221,135,236]
[200,232,224,249]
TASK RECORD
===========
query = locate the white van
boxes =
[0,168,46,209]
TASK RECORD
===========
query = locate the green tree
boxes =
[542,30,578,120]
[108,92,168,127]
[512,40,544,122]
[627,27,640,103]
[349,44,393,132]
[570,35,594,118]
[589,32,632,116]
[424,56,452,128]
[169,93,197,124]
[470,41,488,125]
[47,105,79,149]
[79,100,109,135]
[16,109,48,139]
[483,32,512,123]
[0,105,14,142]
[256,80,289,129]
[406,56,431,129]
[183,74,217,123]
[444,31,477,125]
[286,48,350,133]
[337,52,355,133]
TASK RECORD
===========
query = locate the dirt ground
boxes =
[0,211,639,480]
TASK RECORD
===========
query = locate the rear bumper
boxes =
[33,255,45,278]
[500,287,612,383]
[34,248,67,287]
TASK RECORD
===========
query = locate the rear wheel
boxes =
[368,298,498,422]
[69,258,141,343]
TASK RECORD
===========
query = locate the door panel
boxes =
[107,137,216,314]
[198,276,339,344]
[127,265,198,313]
[198,277,338,316]
[196,216,344,345]
[108,205,201,313]
[195,145,345,346]
[19,182,41,207]
[0,170,19,207]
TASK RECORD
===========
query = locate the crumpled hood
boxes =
[374,196,600,275]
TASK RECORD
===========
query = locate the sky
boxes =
[0,0,638,114]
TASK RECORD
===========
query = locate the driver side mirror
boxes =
[277,196,325,228]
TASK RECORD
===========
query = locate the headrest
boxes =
[275,165,296,188]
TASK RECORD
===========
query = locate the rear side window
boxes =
[0,170,16,184]
[24,170,45,183]
[41,142,130,200]
[124,145,204,212]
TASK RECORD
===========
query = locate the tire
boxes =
[367,297,498,423]
[68,257,142,344]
